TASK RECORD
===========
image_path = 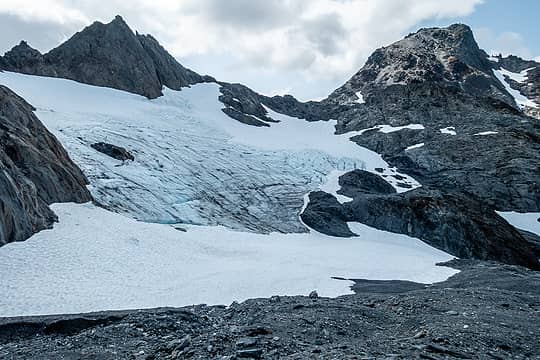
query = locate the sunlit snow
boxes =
[405,143,425,151]
[0,202,458,317]
[474,131,499,136]
[440,127,457,135]
[0,71,458,317]
[497,211,540,236]
[352,123,425,136]
[493,68,538,109]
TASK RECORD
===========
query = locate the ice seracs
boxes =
[0,71,421,232]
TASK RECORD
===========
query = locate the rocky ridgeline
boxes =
[1,18,539,270]
[293,24,540,269]
[326,24,514,107]
[0,86,91,245]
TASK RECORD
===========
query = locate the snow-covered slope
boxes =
[0,202,457,317]
[0,71,459,317]
[0,71,418,233]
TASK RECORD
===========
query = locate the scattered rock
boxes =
[90,142,134,161]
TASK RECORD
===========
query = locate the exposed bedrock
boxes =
[0,86,91,246]
[301,170,540,270]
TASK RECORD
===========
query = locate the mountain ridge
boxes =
[0,16,539,269]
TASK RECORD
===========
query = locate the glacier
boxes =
[0,71,418,233]
[0,71,459,316]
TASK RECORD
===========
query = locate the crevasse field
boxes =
[0,72,462,317]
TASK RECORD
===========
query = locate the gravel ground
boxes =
[0,260,539,360]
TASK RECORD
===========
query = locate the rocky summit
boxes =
[0,15,539,360]
[0,16,212,99]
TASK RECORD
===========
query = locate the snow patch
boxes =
[493,68,538,109]
[488,56,499,62]
[497,211,540,236]
[355,91,365,104]
[0,202,458,317]
[319,170,354,204]
[352,124,425,136]
[474,131,498,136]
[498,67,535,83]
[405,143,425,151]
[440,127,457,136]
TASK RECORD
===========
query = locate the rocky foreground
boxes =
[1,260,538,360]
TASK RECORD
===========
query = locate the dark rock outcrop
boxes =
[218,83,278,125]
[90,142,134,161]
[0,16,208,99]
[302,172,540,270]
[136,33,210,91]
[300,191,355,238]
[491,54,538,72]
[0,86,91,245]
[315,24,540,214]
[337,169,396,197]
[326,24,514,109]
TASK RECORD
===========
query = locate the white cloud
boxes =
[0,0,88,24]
[474,27,533,59]
[0,0,484,99]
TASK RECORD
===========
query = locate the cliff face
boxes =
[0,86,91,245]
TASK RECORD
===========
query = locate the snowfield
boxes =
[0,202,458,317]
[0,71,458,317]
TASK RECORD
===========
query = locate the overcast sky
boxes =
[0,0,538,100]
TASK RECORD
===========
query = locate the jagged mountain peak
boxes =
[327,23,514,108]
[0,15,208,98]
[2,40,43,72]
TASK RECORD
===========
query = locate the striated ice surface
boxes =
[0,71,418,233]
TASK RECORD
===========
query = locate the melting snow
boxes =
[0,202,458,317]
[474,131,499,136]
[440,127,457,135]
[405,143,425,151]
[351,124,425,136]
[497,211,540,236]
[318,170,354,204]
[493,68,538,109]
[355,91,365,104]
[497,67,535,83]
